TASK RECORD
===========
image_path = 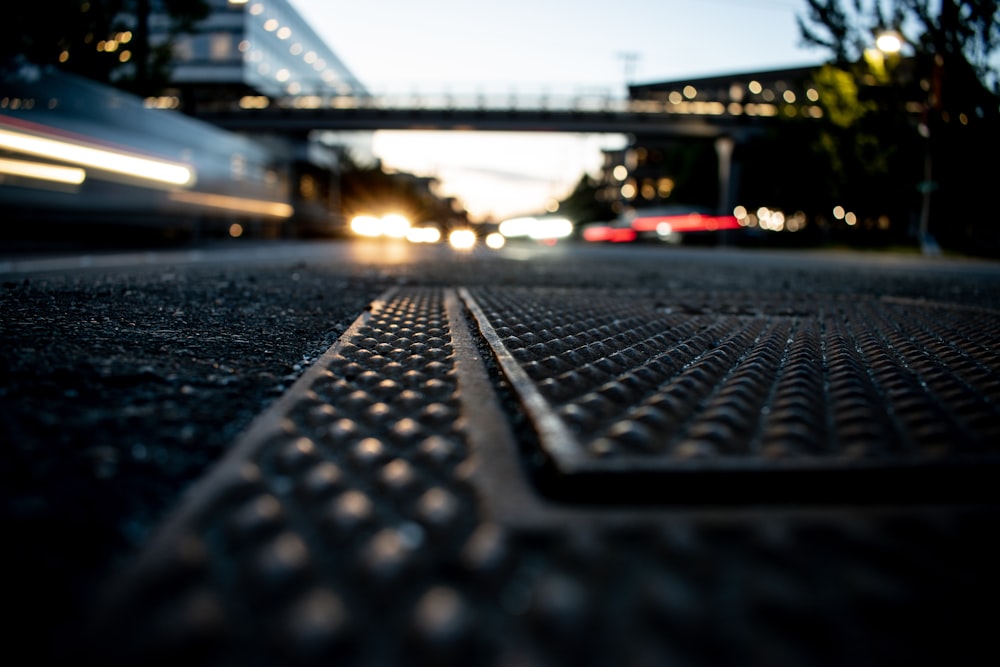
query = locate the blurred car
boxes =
[581,207,743,245]
[626,205,742,245]
[580,221,636,243]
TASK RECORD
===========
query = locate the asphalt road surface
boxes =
[3,238,999,666]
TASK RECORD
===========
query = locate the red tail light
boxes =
[630,213,740,233]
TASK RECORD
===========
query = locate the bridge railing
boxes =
[268,86,625,112]
[252,90,796,119]
[372,91,624,111]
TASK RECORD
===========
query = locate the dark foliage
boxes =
[0,0,209,95]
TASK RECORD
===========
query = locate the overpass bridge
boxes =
[193,89,819,139]
[188,87,823,218]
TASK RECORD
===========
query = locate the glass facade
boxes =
[166,0,366,98]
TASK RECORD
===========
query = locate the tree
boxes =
[556,174,615,225]
[798,0,999,117]
[338,153,468,230]
[0,0,209,96]
[797,0,1000,253]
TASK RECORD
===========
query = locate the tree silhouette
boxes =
[797,0,1000,253]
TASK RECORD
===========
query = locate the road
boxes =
[3,238,999,666]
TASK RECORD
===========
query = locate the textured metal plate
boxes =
[92,287,479,664]
[87,286,1000,666]
[462,287,1000,503]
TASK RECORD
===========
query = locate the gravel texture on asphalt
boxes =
[1,260,388,655]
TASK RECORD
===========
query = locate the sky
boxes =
[289,0,827,222]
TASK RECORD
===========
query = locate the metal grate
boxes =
[87,287,1000,667]
[462,287,1000,503]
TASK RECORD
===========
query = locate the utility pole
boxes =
[617,51,639,96]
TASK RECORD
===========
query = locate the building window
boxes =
[173,36,194,61]
[300,174,316,199]
[210,33,233,61]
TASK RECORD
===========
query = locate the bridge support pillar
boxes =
[715,136,735,216]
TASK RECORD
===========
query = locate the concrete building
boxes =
[618,66,822,212]
[595,66,824,238]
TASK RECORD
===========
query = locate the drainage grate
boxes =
[462,287,1000,503]
[91,288,482,665]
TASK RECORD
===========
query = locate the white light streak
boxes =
[0,127,194,186]
[0,156,86,184]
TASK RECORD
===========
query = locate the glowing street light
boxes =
[448,229,476,250]
[875,30,904,54]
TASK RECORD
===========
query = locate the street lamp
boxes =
[875,30,903,55]
[874,28,939,256]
